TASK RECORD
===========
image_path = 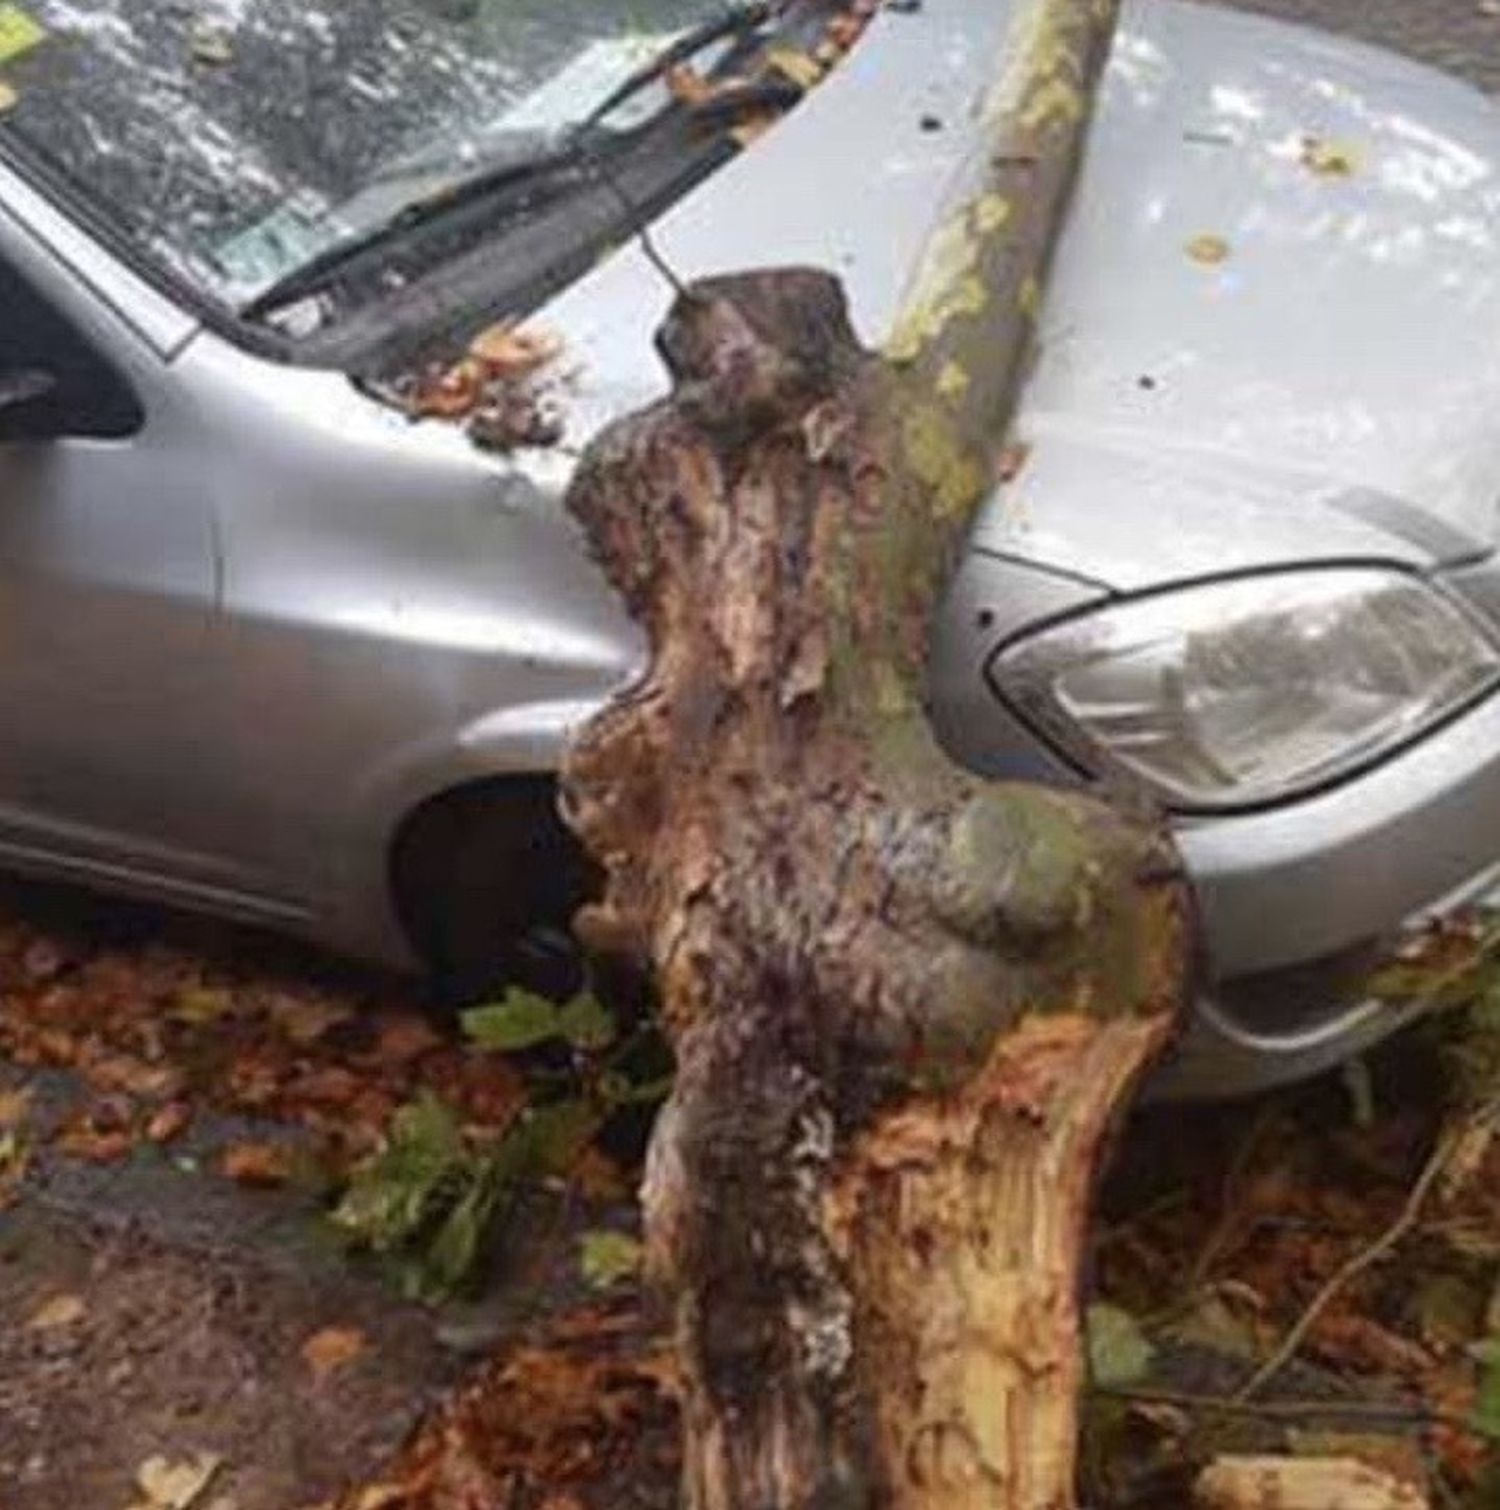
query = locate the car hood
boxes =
[540,0,1500,590]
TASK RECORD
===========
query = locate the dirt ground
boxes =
[0,882,639,1510]
[0,1204,460,1510]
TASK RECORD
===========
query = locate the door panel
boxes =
[0,225,258,901]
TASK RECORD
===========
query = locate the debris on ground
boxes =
[1,875,1498,1509]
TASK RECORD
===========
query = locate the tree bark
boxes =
[557,1,1191,1505]
[1196,1457,1429,1510]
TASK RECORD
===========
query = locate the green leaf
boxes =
[422,1164,510,1300]
[462,989,562,1051]
[1086,1302,1155,1387]
[330,1092,465,1251]
[518,1099,601,1177]
[1473,1337,1500,1441]
[579,1229,644,1290]
[556,992,617,1050]
[598,1069,675,1107]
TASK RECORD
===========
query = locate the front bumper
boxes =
[935,549,1500,1100]
[1148,862,1500,1099]
[1151,676,1500,1097]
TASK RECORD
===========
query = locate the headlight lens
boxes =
[991,568,1500,810]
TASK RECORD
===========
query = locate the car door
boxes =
[0,220,252,910]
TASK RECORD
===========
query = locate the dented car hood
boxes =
[540,0,1500,590]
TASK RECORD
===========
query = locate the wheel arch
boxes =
[387,770,578,969]
[326,695,603,970]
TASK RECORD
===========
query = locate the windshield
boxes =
[0,0,719,304]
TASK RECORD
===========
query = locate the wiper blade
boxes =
[241,138,593,319]
[580,0,775,130]
[243,3,793,321]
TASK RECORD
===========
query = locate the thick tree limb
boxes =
[557,1,1189,1506]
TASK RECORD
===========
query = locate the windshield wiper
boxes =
[243,2,792,320]
[241,137,594,319]
[580,0,775,129]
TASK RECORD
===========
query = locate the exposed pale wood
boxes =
[556,1,1188,1506]
[1195,1457,1429,1510]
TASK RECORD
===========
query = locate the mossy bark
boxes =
[557,1,1190,1505]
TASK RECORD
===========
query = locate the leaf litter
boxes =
[2,878,1499,1506]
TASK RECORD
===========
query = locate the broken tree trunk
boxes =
[558,0,1191,1505]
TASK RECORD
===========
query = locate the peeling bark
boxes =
[556,1,1190,1506]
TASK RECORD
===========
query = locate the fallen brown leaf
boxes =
[823,12,864,48]
[302,1325,367,1383]
[27,1292,86,1330]
[467,321,563,379]
[410,359,485,420]
[1300,135,1359,177]
[146,1102,192,1144]
[84,1053,182,1100]
[267,990,354,1045]
[370,1015,441,1067]
[54,1124,133,1162]
[663,62,714,105]
[171,986,234,1024]
[350,1485,408,1510]
[131,1451,223,1510]
[1185,232,1230,265]
[219,1141,292,1186]
[0,1128,26,1189]
[0,1086,32,1128]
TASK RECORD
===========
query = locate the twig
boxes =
[1095,1384,1483,1439]
[1235,1094,1500,1402]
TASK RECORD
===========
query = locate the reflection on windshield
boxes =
[0,0,712,301]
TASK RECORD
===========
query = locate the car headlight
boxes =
[990,568,1500,810]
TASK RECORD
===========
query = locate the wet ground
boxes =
[0,881,636,1509]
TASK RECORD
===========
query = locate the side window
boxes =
[0,251,143,440]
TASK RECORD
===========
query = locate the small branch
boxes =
[1095,1385,1484,1440]
[1195,1455,1429,1510]
[1233,1099,1499,1402]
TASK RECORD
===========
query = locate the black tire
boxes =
[394,779,594,1008]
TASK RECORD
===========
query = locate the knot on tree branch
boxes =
[657,270,861,444]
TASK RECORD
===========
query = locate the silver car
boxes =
[2,0,1499,1096]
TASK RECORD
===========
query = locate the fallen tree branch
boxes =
[1195,1455,1427,1510]
[554,0,1196,1503]
[1095,1385,1485,1440]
